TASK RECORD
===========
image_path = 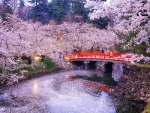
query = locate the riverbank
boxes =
[119,65,150,102]
[0,58,59,89]
[0,70,146,113]
[113,64,150,113]
[0,64,149,112]
[0,68,62,94]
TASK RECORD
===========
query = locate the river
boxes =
[0,70,145,113]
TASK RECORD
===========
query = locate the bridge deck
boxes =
[63,52,133,63]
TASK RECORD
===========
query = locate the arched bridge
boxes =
[63,52,133,63]
[63,51,140,81]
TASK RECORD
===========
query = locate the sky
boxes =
[25,0,110,6]
[25,0,52,5]
[48,0,52,2]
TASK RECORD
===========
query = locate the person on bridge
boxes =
[102,49,104,53]
[90,47,94,52]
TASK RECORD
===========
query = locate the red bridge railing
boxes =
[63,52,132,62]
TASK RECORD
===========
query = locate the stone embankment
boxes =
[113,65,150,103]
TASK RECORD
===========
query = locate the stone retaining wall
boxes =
[113,65,150,103]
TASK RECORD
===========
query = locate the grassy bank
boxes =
[14,58,59,77]
[0,67,2,73]
[0,58,59,86]
[133,63,150,68]
[24,58,58,77]
[142,102,150,113]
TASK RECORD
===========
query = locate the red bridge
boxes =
[63,52,134,63]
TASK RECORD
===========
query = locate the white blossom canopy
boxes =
[85,0,150,52]
[0,15,119,70]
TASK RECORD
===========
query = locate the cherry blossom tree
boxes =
[85,0,150,53]
[0,13,119,77]
[0,13,121,85]
[0,15,50,85]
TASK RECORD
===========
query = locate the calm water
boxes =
[0,70,145,113]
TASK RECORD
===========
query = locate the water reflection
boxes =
[1,70,144,113]
[48,92,116,113]
[33,81,38,94]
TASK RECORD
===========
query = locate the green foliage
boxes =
[116,31,150,56]
[125,31,138,43]
[19,0,25,8]
[28,0,48,4]
[18,0,25,19]
[114,31,138,52]
[131,43,150,56]
[49,0,70,24]
[132,45,146,54]
[115,44,125,52]
[0,67,3,73]
[26,0,110,25]
[88,17,110,29]
[115,31,149,56]
[6,58,58,76]
[0,5,13,21]
[140,20,149,26]
[21,55,29,60]
[28,0,49,23]
[121,16,130,20]
[43,58,57,69]
[72,0,89,22]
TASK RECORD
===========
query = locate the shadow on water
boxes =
[112,97,146,113]
[74,72,117,87]
[0,69,146,113]
[73,61,117,86]
[73,71,145,113]
[74,74,145,113]
[72,60,145,113]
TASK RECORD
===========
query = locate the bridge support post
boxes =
[96,61,105,72]
[84,61,89,70]
[112,63,123,81]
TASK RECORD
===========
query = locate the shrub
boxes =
[0,67,2,73]
[43,58,57,69]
